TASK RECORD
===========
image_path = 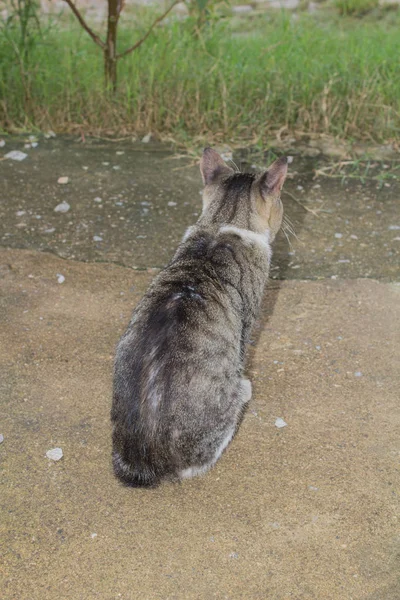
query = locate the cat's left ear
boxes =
[259,156,288,199]
[200,147,234,185]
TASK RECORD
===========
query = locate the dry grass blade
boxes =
[282,190,320,217]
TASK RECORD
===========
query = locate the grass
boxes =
[0,9,399,144]
[315,159,400,188]
[334,0,379,16]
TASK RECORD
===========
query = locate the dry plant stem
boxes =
[106,0,124,91]
[62,0,105,48]
[62,0,179,91]
[116,0,181,59]
[282,190,320,217]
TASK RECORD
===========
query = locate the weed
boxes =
[0,10,399,142]
[334,0,379,16]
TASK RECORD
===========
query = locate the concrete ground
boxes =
[1,137,399,599]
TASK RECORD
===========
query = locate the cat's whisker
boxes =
[282,224,298,246]
[283,214,296,230]
[282,217,298,240]
[282,220,295,237]
[283,214,295,229]
[282,226,294,251]
[229,159,240,173]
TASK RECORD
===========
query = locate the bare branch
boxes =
[63,0,105,49]
[116,0,181,60]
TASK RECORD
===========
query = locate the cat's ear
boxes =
[200,147,234,185]
[259,156,288,199]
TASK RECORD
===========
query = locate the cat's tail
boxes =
[112,451,161,488]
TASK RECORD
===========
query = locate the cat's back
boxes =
[115,228,247,376]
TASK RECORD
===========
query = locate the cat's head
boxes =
[199,147,287,241]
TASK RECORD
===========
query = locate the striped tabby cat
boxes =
[111,148,287,487]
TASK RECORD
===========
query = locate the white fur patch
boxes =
[113,451,133,475]
[219,225,270,252]
[181,225,195,243]
[179,463,211,480]
[241,378,252,403]
[179,426,236,481]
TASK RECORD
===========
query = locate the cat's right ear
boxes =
[259,156,288,199]
[200,147,234,185]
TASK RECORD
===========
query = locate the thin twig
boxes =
[283,190,320,217]
[314,170,390,182]
[261,41,283,55]
[116,0,181,60]
[63,0,105,49]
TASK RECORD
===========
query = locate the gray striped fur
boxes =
[111,148,287,487]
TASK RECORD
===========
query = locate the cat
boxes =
[111,147,287,487]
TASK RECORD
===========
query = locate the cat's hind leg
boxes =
[178,424,236,481]
[178,381,251,482]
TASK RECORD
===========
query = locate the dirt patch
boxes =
[1,248,399,599]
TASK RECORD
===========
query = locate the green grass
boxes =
[0,10,399,144]
[334,0,379,17]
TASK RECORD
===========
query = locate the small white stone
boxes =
[116,151,125,155]
[350,234,358,240]
[54,201,70,213]
[94,197,102,203]
[57,274,65,284]
[44,130,56,139]
[16,210,26,216]
[142,133,152,143]
[91,533,98,539]
[5,150,28,161]
[44,227,56,234]
[93,235,103,242]
[388,225,400,231]
[354,371,363,377]
[0,139,5,147]
[113,165,121,170]
[334,233,343,239]
[275,417,287,429]
[167,201,177,207]
[46,447,63,461]
[0,433,4,443]
[31,142,38,148]
[57,176,69,185]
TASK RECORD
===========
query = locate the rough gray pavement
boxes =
[1,136,399,279]
[1,138,399,600]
